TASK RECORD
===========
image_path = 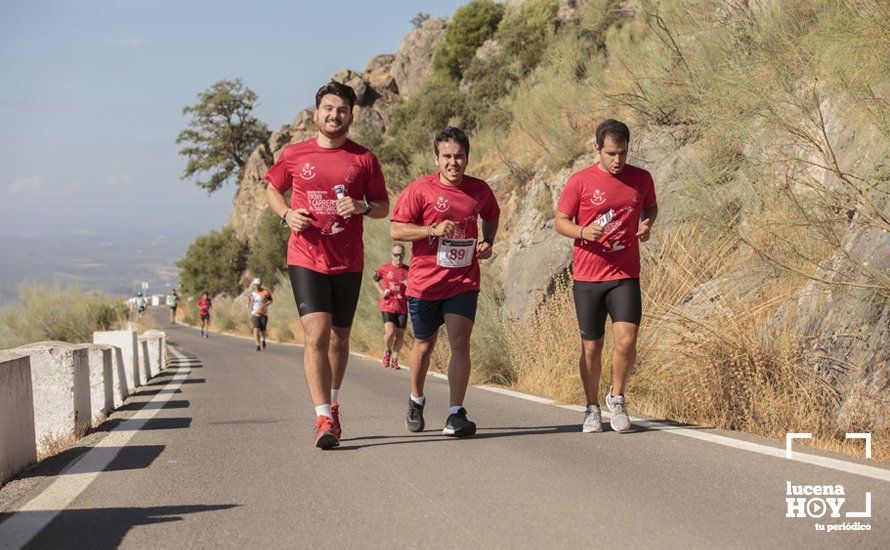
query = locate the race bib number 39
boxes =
[437,238,476,268]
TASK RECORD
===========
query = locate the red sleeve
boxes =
[363,153,388,202]
[556,175,581,219]
[390,183,423,223]
[642,172,657,208]
[263,151,291,193]
[480,184,500,221]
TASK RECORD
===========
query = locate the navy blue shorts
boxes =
[408,291,479,340]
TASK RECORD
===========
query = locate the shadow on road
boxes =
[338,424,581,449]
[100,418,193,431]
[116,400,190,412]
[2,504,239,549]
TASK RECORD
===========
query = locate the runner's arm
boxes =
[554,211,604,241]
[390,220,456,242]
[637,205,658,242]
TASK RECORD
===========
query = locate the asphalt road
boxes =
[0,308,887,548]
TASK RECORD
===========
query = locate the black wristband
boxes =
[360,200,372,215]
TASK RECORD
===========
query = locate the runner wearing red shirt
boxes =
[264,82,390,450]
[391,127,500,437]
[554,119,658,433]
[372,243,409,370]
[197,292,212,338]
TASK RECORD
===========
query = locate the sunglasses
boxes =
[392,252,404,257]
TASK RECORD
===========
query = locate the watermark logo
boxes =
[785,433,873,533]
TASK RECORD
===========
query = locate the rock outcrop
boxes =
[391,18,447,98]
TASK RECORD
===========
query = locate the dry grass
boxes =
[505,222,884,460]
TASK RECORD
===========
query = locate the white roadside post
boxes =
[0,352,38,482]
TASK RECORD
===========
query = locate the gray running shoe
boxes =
[582,405,603,432]
[604,386,631,432]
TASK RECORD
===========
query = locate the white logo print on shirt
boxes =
[434,197,449,212]
[300,162,317,181]
[591,189,606,205]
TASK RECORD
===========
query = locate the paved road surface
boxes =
[0,309,887,548]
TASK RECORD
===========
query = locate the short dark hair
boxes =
[595,119,630,148]
[315,81,356,110]
[434,127,470,157]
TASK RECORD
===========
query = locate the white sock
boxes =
[331,389,339,403]
[315,404,333,420]
[450,405,462,415]
[410,394,425,406]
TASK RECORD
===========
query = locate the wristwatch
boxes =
[279,208,292,226]
[359,200,372,215]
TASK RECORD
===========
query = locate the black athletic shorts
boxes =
[288,265,363,328]
[407,291,478,340]
[200,313,210,321]
[251,315,268,330]
[381,312,408,329]
[572,278,642,341]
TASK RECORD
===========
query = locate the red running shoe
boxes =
[331,402,342,441]
[382,350,392,369]
[390,357,400,370]
[314,415,338,450]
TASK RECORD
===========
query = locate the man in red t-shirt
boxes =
[197,291,212,338]
[372,243,409,370]
[555,119,658,434]
[264,81,390,450]
[391,127,500,437]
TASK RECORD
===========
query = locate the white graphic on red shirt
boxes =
[604,220,621,234]
[321,218,346,235]
[306,190,338,215]
[591,189,606,205]
[434,197,449,212]
[386,271,394,279]
[300,162,317,181]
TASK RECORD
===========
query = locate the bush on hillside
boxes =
[432,0,505,81]
[177,227,247,297]
[0,284,127,348]
[246,207,289,287]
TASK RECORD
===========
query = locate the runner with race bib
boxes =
[372,243,409,370]
[390,127,500,437]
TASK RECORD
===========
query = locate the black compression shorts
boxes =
[572,278,642,341]
[288,265,363,328]
[381,312,408,329]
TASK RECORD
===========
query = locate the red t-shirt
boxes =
[391,173,500,301]
[197,298,211,315]
[375,263,409,314]
[556,163,657,282]
[264,138,388,274]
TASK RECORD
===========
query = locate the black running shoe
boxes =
[406,398,425,432]
[262,340,267,350]
[255,345,261,352]
[443,408,476,437]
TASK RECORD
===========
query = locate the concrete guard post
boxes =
[82,344,114,426]
[137,337,151,384]
[93,330,139,395]
[0,352,37,483]
[141,330,165,378]
[12,342,91,457]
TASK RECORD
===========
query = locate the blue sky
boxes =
[0,0,464,296]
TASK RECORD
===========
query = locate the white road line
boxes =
[470,382,890,483]
[185,325,890,481]
[0,347,193,549]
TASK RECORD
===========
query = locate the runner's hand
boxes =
[433,220,456,237]
[476,241,493,260]
[582,223,604,240]
[336,197,363,217]
[636,219,651,242]
[285,209,313,233]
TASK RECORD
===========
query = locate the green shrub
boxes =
[246,207,289,286]
[432,0,505,81]
[0,284,128,348]
[177,227,248,297]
